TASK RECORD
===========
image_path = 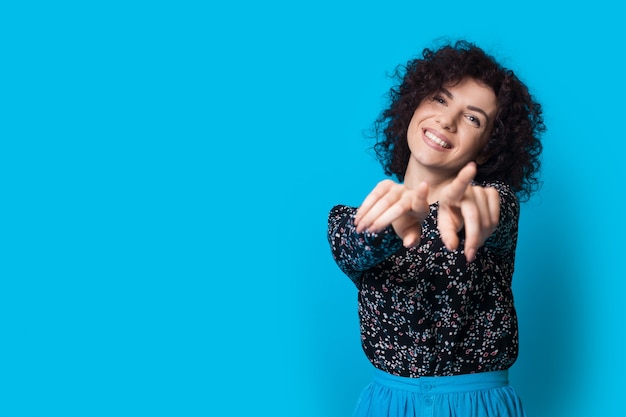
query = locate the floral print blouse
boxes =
[327,182,521,377]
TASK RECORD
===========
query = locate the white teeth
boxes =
[425,131,450,148]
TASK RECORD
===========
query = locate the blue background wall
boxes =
[2,1,624,416]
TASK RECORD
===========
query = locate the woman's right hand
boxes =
[354,180,430,248]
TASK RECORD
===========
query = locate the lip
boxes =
[422,128,452,151]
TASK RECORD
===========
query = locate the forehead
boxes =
[443,78,497,113]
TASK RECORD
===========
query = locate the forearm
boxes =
[328,205,403,286]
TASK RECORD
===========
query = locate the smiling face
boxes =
[405,77,497,185]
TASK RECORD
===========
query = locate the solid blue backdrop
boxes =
[1,1,624,416]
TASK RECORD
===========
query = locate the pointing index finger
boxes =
[441,162,477,203]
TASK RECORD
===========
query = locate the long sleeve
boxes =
[482,182,520,256]
[327,205,403,288]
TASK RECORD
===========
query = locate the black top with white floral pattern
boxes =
[327,182,521,377]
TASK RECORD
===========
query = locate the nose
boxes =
[437,111,456,132]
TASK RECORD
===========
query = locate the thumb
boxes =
[402,226,422,248]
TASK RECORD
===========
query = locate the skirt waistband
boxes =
[372,368,509,395]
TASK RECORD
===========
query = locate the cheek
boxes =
[407,114,421,138]
[460,129,489,156]
[472,133,491,157]
[479,128,493,148]
[407,107,433,133]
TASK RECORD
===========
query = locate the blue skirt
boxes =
[353,367,526,417]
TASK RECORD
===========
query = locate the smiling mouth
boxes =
[424,130,451,149]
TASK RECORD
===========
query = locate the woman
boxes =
[327,40,545,417]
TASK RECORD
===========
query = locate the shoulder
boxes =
[477,181,520,252]
[476,181,519,212]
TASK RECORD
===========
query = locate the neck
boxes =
[404,162,455,205]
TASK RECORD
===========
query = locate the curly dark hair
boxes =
[371,40,546,201]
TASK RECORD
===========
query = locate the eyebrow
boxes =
[440,88,490,121]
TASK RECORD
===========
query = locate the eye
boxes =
[432,95,446,105]
[466,114,481,127]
